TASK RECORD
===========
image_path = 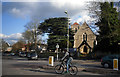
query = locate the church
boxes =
[71,22,97,54]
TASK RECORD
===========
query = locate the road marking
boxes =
[17,61,46,62]
[16,58,27,59]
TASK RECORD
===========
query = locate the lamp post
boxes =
[64,11,69,52]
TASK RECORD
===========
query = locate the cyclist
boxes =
[61,51,73,73]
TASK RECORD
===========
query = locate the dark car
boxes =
[19,52,26,57]
[2,51,11,56]
[26,52,31,58]
[101,55,120,69]
[10,52,15,56]
[28,52,38,60]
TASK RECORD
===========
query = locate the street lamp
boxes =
[64,11,69,52]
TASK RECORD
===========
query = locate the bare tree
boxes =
[22,17,42,50]
[87,1,101,34]
[1,39,9,52]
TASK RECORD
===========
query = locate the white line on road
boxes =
[17,61,47,62]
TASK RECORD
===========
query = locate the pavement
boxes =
[83,68,120,75]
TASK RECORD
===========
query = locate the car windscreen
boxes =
[21,52,25,54]
[108,55,118,59]
[31,53,37,56]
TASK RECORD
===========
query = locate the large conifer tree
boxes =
[38,17,74,51]
[95,2,120,53]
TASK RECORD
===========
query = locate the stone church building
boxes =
[71,22,97,54]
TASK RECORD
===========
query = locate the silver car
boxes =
[28,52,38,60]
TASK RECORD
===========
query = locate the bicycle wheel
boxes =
[69,66,78,75]
[55,64,64,74]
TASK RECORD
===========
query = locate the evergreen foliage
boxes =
[95,2,120,53]
[38,17,74,51]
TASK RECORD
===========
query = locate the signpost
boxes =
[113,59,118,70]
[56,44,59,60]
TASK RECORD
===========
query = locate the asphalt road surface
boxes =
[2,55,102,76]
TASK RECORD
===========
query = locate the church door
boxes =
[83,46,87,53]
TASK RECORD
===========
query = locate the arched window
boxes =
[83,33,87,41]
[75,28,77,33]
[83,33,85,41]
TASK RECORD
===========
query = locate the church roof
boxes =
[73,22,79,25]
[82,22,96,35]
[73,21,96,36]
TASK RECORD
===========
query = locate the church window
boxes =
[75,28,77,33]
[78,26,79,29]
[83,33,87,41]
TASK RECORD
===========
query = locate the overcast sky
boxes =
[1,0,119,44]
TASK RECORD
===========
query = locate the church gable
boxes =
[74,22,95,38]
[81,22,95,36]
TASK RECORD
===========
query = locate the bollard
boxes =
[113,59,118,70]
[48,56,54,66]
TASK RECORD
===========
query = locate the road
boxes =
[2,55,102,76]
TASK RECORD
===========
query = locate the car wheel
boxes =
[104,63,109,68]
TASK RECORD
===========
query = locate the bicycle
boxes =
[54,60,78,75]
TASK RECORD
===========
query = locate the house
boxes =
[71,22,97,54]
[6,47,12,52]
[39,44,47,53]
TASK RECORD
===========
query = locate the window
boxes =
[83,34,85,41]
[75,28,77,33]
[118,57,120,59]
[109,55,117,59]
[83,33,87,41]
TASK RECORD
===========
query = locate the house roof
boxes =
[73,22,79,25]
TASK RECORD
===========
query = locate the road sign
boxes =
[49,56,54,66]
[113,59,118,70]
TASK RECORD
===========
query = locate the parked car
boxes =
[19,52,26,57]
[27,52,31,58]
[10,52,15,56]
[28,52,38,60]
[19,52,22,56]
[2,51,11,56]
[101,54,120,69]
